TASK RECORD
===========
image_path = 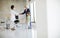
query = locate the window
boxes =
[30,1,36,23]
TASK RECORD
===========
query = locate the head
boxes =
[24,5,27,9]
[11,5,14,10]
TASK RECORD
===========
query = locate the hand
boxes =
[27,12,30,15]
[19,13,22,15]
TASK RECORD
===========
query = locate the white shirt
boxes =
[10,10,19,21]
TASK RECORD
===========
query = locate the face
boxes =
[24,5,27,9]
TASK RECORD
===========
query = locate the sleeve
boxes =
[21,10,26,14]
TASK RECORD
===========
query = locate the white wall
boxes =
[47,0,60,38]
[36,0,60,38]
[36,0,48,38]
[0,0,26,17]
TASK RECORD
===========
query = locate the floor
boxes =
[0,23,32,38]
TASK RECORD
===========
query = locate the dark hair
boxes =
[11,5,14,9]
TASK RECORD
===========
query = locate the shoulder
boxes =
[27,8,30,10]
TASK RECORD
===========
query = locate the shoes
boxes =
[28,26,32,29]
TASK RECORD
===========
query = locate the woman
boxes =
[20,5,31,29]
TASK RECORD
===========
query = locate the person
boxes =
[10,5,19,30]
[20,5,31,29]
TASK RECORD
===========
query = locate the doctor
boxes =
[10,5,19,30]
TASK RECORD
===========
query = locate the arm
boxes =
[19,10,26,15]
[21,12,25,14]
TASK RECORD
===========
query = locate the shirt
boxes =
[10,10,19,21]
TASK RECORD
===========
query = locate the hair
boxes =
[11,5,14,9]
